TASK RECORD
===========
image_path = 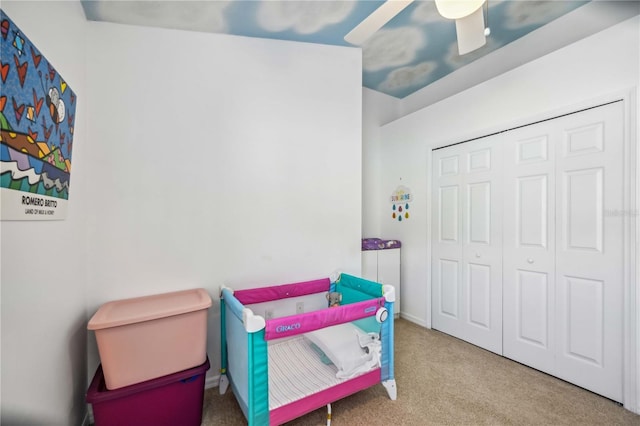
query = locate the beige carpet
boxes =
[201,319,640,425]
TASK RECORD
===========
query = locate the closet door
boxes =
[432,144,465,341]
[503,101,624,402]
[432,137,503,354]
[503,126,556,373]
[554,102,623,402]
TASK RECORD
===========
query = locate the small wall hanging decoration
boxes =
[1,10,77,220]
[390,185,412,222]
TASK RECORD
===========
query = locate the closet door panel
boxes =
[468,182,491,244]
[436,185,462,320]
[516,270,549,348]
[439,258,460,318]
[432,147,464,337]
[439,185,459,243]
[503,129,556,373]
[462,156,502,354]
[554,102,624,402]
[563,168,604,252]
[517,175,548,248]
[563,276,604,366]
[432,137,503,355]
[467,263,491,328]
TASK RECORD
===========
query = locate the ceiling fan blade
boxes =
[344,0,414,45]
[455,6,486,55]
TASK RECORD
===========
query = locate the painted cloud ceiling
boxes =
[81,1,589,99]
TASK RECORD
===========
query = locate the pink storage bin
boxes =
[86,357,210,426]
[88,288,212,390]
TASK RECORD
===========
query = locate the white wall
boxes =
[84,22,362,385]
[1,2,89,424]
[1,4,361,423]
[362,88,400,237]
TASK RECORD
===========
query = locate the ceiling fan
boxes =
[344,0,489,55]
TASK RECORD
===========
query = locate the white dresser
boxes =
[361,247,400,317]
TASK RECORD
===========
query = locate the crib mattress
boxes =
[268,336,345,410]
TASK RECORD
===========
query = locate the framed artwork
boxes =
[390,185,412,222]
[1,10,77,220]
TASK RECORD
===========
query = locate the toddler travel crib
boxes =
[219,273,397,425]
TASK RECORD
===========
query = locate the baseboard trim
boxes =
[205,372,220,390]
[399,312,428,328]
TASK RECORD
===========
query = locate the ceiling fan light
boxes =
[456,6,486,55]
[435,0,485,20]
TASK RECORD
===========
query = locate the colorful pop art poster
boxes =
[0,10,77,220]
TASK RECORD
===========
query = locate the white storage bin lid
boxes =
[88,288,212,330]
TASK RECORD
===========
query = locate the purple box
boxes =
[86,357,209,426]
[362,238,402,250]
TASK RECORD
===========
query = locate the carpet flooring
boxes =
[201,319,640,425]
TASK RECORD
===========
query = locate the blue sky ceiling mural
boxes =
[82,1,589,99]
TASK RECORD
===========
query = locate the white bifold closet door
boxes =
[431,137,503,355]
[432,101,624,402]
[503,101,624,402]
[502,118,557,374]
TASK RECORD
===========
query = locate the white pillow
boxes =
[304,323,379,378]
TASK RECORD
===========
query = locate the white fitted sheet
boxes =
[268,336,343,410]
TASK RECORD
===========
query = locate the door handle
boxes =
[527,258,534,264]
[475,253,481,258]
